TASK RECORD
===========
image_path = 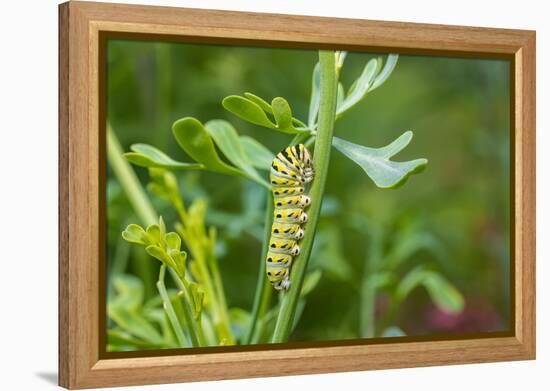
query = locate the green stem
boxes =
[245,190,274,344]
[360,276,376,338]
[156,265,188,347]
[108,124,157,295]
[168,267,204,347]
[190,243,234,345]
[207,248,232,337]
[360,227,382,338]
[271,50,338,343]
[290,131,313,146]
[107,124,157,226]
[173,195,234,345]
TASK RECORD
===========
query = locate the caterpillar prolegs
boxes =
[266,144,314,291]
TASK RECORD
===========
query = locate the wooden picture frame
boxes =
[58,1,536,389]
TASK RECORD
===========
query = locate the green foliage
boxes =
[397,266,464,314]
[172,117,270,188]
[204,119,266,185]
[106,43,493,352]
[336,53,398,121]
[124,144,204,170]
[172,117,243,176]
[123,217,187,277]
[108,274,177,350]
[336,57,380,116]
[272,50,339,343]
[352,216,465,338]
[308,62,321,128]
[222,94,308,134]
[332,131,428,189]
[239,136,274,171]
[121,217,205,346]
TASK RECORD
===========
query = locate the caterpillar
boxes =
[266,144,314,291]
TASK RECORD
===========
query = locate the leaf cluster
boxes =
[123,51,427,191]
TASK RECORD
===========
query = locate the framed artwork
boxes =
[58,1,536,389]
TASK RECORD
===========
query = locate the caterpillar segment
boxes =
[274,195,311,209]
[266,144,314,291]
[270,222,305,240]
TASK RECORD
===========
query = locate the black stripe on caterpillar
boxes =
[266,144,314,291]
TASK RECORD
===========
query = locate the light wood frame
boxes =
[59,0,536,389]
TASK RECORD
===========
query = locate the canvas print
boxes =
[105,41,510,352]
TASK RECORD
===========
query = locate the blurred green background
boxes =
[106,39,510,348]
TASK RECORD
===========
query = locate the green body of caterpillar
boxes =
[266,144,314,291]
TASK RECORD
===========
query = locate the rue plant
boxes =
[109,50,431,349]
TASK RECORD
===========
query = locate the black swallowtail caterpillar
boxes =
[266,144,314,291]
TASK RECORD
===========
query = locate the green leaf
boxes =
[332,131,428,188]
[145,245,168,263]
[271,97,293,130]
[336,82,345,111]
[337,58,379,117]
[108,275,165,345]
[366,272,394,290]
[371,54,399,91]
[229,308,251,344]
[243,92,273,114]
[308,62,320,128]
[188,282,205,319]
[204,120,267,186]
[122,224,148,245]
[147,168,180,202]
[335,51,347,71]
[397,267,464,314]
[123,143,204,170]
[223,94,306,134]
[165,232,181,251]
[422,273,465,314]
[145,224,161,245]
[385,231,446,270]
[335,54,398,119]
[108,310,164,345]
[172,117,242,176]
[240,136,274,171]
[300,269,323,297]
[311,227,354,282]
[169,250,187,277]
[158,216,166,242]
[107,329,166,349]
[222,95,276,129]
[110,275,144,310]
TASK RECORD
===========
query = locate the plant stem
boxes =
[107,124,157,226]
[271,50,338,343]
[245,190,274,344]
[108,124,157,295]
[207,243,232,338]
[156,265,188,347]
[362,225,386,337]
[167,267,205,347]
[197,254,233,344]
[176,222,234,345]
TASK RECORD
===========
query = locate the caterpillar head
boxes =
[295,228,305,240]
[290,244,300,256]
[298,212,308,223]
